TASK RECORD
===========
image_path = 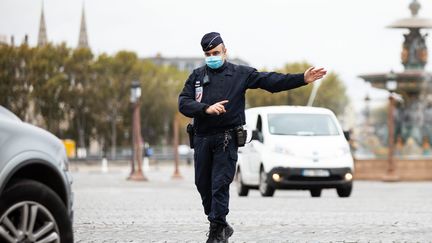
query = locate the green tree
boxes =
[29,43,70,135]
[0,43,34,119]
[63,47,95,147]
[1,43,191,151]
[92,51,141,156]
[246,61,349,116]
[136,60,188,145]
[91,52,188,153]
[246,62,313,108]
[313,72,349,116]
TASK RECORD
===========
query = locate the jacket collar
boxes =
[206,61,233,76]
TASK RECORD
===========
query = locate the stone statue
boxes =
[402,29,428,69]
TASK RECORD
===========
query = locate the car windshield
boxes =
[267,113,339,136]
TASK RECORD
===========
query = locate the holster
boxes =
[235,126,247,147]
[187,123,194,148]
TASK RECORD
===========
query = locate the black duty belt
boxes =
[195,127,237,137]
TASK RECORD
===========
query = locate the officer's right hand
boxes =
[205,100,229,115]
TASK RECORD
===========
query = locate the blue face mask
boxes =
[205,55,224,69]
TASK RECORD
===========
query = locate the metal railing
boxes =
[69,145,194,162]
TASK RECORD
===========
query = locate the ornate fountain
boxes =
[359,0,432,158]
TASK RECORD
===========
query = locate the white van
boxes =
[236,106,354,198]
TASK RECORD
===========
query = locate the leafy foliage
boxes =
[0,44,348,149]
[246,61,349,116]
[0,43,187,148]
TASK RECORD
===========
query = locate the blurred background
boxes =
[1,0,432,180]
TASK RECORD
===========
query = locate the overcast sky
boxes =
[1,0,432,111]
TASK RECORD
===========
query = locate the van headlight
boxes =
[272,173,282,182]
[273,145,295,156]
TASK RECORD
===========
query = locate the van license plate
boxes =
[302,169,330,177]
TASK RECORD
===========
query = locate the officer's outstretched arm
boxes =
[245,68,307,93]
[178,73,210,118]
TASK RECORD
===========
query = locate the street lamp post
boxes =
[128,80,147,181]
[172,112,182,179]
[129,103,135,178]
[383,74,400,182]
[307,78,322,106]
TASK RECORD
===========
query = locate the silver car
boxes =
[0,106,74,243]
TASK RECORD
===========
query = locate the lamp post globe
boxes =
[130,80,141,103]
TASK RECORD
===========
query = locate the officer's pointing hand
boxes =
[304,67,327,84]
[206,100,229,115]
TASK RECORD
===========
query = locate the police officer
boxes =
[178,32,326,243]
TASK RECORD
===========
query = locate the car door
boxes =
[247,114,265,184]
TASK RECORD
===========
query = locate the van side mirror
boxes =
[343,130,350,141]
[251,130,263,143]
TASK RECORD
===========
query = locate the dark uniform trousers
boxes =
[193,132,237,226]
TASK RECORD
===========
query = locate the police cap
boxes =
[201,32,224,52]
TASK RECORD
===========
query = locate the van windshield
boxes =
[267,113,339,136]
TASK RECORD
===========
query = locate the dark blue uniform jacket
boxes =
[178,61,307,135]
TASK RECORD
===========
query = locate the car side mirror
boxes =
[343,130,350,141]
[251,130,263,143]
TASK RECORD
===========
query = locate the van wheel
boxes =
[310,189,322,197]
[337,183,353,198]
[235,169,249,197]
[0,179,73,243]
[259,168,275,197]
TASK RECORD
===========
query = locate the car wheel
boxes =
[235,169,249,197]
[259,168,275,197]
[337,183,353,198]
[0,179,73,243]
[310,189,322,197]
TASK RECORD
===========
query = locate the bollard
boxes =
[101,157,108,173]
[143,156,150,173]
[154,159,159,171]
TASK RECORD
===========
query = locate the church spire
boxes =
[37,1,48,46]
[78,3,89,49]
